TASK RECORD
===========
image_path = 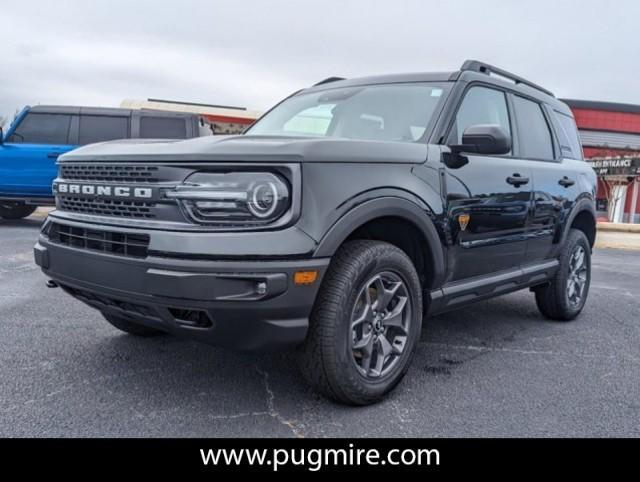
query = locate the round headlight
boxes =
[249,182,279,218]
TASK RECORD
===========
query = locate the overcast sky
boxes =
[1,0,638,123]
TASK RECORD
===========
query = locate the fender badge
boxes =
[458,213,470,231]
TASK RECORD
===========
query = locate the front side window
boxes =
[448,86,512,150]
[247,82,448,143]
[9,113,71,145]
[512,96,554,160]
[140,116,187,139]
[79,115,129,145]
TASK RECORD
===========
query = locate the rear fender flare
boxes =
[558,197,596,247]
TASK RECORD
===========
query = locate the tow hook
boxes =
[45,279,59,288]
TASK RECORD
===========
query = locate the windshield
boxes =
[247,82,449,143]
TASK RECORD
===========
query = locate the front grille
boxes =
[58,197,156,219]
[55,163,190,223]
[59,164,161,183]
[47,222,149,258]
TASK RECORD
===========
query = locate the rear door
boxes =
[76,114,130,145]
[442,85,533,281]
[510,97,582,262]
[0,112,73,196]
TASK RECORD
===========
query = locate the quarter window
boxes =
[449,86,511,151]
[79,115,129,145]
[9,113,71,145]
[512,96,554,160]
[554,111,583,160]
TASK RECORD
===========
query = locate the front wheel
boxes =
[0,202,37,220]
[534,229,591,321]
[299,240,423,405]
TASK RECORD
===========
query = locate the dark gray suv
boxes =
[35,61,597,404]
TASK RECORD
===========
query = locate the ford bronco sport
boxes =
[34,61,597,405]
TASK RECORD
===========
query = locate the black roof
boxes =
[28,105,196,118]
[30,105,133,116]
[561,99,640,115]
[305,71,456,91]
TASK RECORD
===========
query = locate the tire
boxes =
[102,312,166,337]
[300,240,423,405]
[534,229,591,321]
[0,202,37,220]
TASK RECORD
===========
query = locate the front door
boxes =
[442,85,533,282]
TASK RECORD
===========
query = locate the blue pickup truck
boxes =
[0,105,200,219]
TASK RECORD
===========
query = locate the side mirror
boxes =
[450,124,511,156]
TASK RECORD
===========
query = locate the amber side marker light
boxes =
[294,271,318,285]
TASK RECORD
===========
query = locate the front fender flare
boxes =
[313,197,446,287]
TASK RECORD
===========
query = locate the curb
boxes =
[31,207,54,219]
[595,241,640,251]
[597,222,640,234]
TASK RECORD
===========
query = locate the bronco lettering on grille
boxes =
[54,182,153,199]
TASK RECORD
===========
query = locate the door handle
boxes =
[558,176,575,187]
[506,174,529,187]
[47,152,61,159]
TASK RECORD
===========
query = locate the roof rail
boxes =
[313,76,346,87]
[460,60,554,97]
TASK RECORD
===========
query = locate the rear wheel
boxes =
[102,312,166,337]
[300,240,423,405]
[534,229,591,321]
[0,202,37,220]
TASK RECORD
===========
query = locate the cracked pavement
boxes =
[1,216,639,437]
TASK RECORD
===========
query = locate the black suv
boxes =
[35,61,597,405]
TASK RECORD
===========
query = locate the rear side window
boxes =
[554,112,583,160]
[140,116,187,139]
[9,113,71,144]
[449,86,511,151]
[512,96,554,160]
[79,115,129,145]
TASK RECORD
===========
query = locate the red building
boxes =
[562,99,640,224]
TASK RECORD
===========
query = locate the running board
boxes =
[427,260,559,315]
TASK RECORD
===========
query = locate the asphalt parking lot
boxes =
[1,215,638,437]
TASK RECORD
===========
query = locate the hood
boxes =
[59,135,429,164]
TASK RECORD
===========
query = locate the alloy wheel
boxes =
[566,245,588,308]
[349,271,412,379]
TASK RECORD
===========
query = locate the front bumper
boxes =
[34,226,330,351]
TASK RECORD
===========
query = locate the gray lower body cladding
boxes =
[34,223,329,351]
